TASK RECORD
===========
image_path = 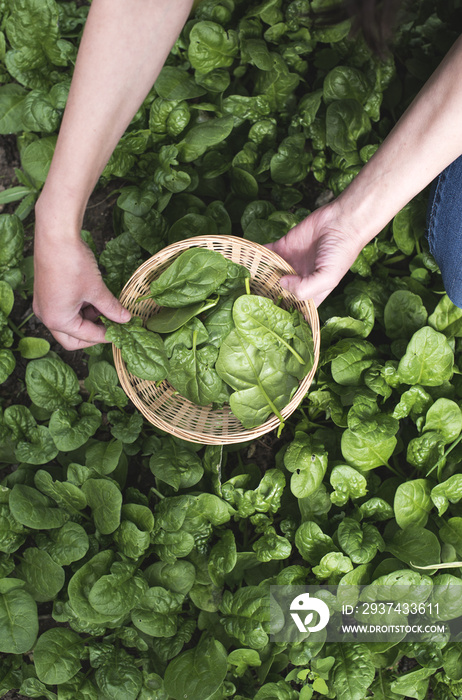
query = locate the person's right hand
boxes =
[266,203,369,307]
[33,222,131,351]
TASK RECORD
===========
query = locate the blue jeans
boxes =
[427,154,462,308]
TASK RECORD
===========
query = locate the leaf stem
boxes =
[150,486,165,500]
[381,254,407,266]
[7,317,25,339]
[17,312,35,330]
[384,461,404,478]
[425,431,462,478]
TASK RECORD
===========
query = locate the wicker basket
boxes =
[113,235,320,444]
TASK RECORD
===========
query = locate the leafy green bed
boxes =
[1,0,462,698]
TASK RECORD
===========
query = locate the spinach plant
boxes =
[1,1,462,699]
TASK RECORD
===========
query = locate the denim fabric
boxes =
[426,154,462,308]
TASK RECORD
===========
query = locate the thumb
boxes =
[93,285,131,323]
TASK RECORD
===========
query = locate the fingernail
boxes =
[120,308,131,322]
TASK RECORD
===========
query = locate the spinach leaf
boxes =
[233,294,305,364]
[25,356,81,411]
[0,583,38,654]
[168,338,224,406]
[188,21,238,73]
[398,327,454,386]
[216,328,298,428]
[103,316,169,382]
[164,635,228,700]
[34,628,84,685]
[144,248,228,307]
[146,300,208,333]
[163,316,209,358]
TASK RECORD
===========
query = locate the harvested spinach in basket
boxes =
[106,248,314,429]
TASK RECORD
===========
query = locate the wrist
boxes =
[35,187,87,241]
[333,169,394,246]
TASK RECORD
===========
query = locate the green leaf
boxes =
[86,439,123,476]
[387,525,441,568]
[341,414,398,470]
[155,65,207,100]
[0,349,15,383]
[253,529,291,562]
[0,214,24,273]
[34,469,87,514]
[0,84,27,134]
[168,342,224,406]
[20,135,57,183]
[103,317,169,382]
[25,356,81,411]
[35,521,89,566]
[397,327,454,386]
[84,361,128,409]
[216,327,298,428]
[439,517,462,557]
[88,562,148,618]
[95,648,143,700]
[188,21,239,73]
[327,643,375,700]
[394,479,432,529]
[431,475,462,516]
[330,338,376,386]
[325,100,370,155]
[144,560,196,596]
[337,518,385,563]
[312,552,353,580]
[9,484,68,529]
[145,248,228,307]
[295,521,336,564]
[390,667,434,699]
[428,293,462,338]
[17,547,65,602]
[220,586,270,649]
[48,403,102,451]
[17,336,50,359]
[392,199,425,255]
[131,586,184,637]
[67,550,117,625]
[19,678,57,700]
[208,529,237,585]
[384,290,428,339]
[164,635,228,700]
[0,586,38,653]
[0,280,14,316]
[81,478,122,535]
[149,439,203,491]
[330,465,368,506]
[422,398,462,443]
[34,628,84,685]
[178,115,234,162]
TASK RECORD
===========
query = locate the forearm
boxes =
[36,0,194,227]
[335,35,462,242]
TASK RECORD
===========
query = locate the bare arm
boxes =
[269,36,462,305]
[33,0,194,350]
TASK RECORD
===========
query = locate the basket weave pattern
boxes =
[114,235,320,444]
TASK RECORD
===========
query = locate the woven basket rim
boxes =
[113,235,320,444]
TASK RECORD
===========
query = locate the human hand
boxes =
[266,204,368,307]
[33,225,130,351]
